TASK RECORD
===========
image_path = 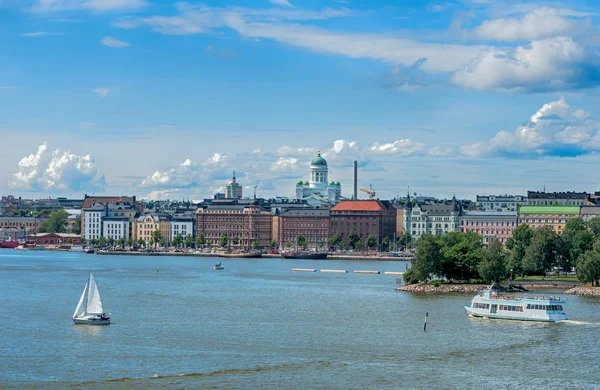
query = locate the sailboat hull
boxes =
[73,317,110,325]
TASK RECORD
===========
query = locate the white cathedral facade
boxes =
[295,150,341,203]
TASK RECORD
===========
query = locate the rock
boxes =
[397,283,528,293]
[564,286,600,296]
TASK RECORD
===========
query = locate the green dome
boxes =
[335,181,341,186]
[303,181,309,185]
[310,151,328,167]
[329,180,335,185]
[297,179,303,185]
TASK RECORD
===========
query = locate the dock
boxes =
[384,271,404,275]
[320,269,348,273]
[292,268,316,272]
[353,270,381,274]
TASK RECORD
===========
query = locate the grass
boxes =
[514,275,578,282]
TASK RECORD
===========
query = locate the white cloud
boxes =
[271,157,298,171]
[139,154,231,190]
[9,142,106,192]
[269,0,294,7]
[78,121,96,129]
[21,31,63,37]
[460,98,600,158]
[428,145,454,157]
[276,146,315,156]
[369,139,426,156]
[451,36,600,92]
[473,7,581,42]
[92,87,110,97]
[143,189,182,201]
[30,0,147,13]
[100,36,130,48]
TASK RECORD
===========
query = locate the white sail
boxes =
[73,283,87,318]
[86,272,104,315]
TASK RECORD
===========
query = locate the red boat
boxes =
[0,241,20,249]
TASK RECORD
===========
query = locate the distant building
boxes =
[27,233,81,245]
[278,209,329,250]
[0,216,46,231]
[196,204,272,248]
[403,201,460,241]
[476,195,526,212]
[330,200,396,248]
[295,150,341,204]
[170,215,195,242]
[580,206,600,221]
[460,211,518,244]
[526,191,590,206]
[518,205,580,234]
[225,171,243,199]
[82,203,107,240]
[135,213,172,245]
[102,217,131,241]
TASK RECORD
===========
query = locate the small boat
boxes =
[282,252,328,260]
[84,247,95,254]
[0,241,20,249]
[465,285,567,322]
[73,271,111,325]
[218,252,262,259]
[214,262,224,270]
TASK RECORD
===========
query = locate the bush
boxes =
[402,268,419,284]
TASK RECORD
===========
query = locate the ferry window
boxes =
[558,305,563,310]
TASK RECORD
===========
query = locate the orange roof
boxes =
[331,200,386,212]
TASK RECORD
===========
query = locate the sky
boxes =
[1,0,600,201]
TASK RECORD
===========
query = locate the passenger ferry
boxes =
[465,286,567,322]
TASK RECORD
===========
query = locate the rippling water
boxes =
[1,250,599,389]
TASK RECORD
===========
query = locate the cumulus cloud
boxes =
[460,98,600,158]
[30,0,147,13]
[9,142,105,191]
[473,7,582,42]
[370,139,426,156]
[276,146,315,156]
[143,189,182,201]
[139,154,231,189]
[100,36,130,48]
[92,87,110,97]
[452,36,600,92]
[269,0,294,7]
[428,145,454,157]
[271,157,298,171]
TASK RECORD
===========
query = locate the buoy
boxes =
[424,312,428,332]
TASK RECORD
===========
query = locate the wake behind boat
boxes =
[465,285,567,322]
[73,271,111,325]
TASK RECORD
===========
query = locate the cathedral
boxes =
[295,150,341,203]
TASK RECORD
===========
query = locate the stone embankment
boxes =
[564,286,600,296]
[398,284,529,293]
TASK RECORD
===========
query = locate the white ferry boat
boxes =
[465,286,567,322]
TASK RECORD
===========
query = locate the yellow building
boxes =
[135,213,171,245]
[517,205,580,234]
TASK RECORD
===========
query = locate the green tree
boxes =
[345,230,361,250]
[268,240,278,250]
[587,217,600,239]
[410,234,443,282]
[98,236,107,247]
[107,237,115,248]
[232,236,239,246]
[159,237,167,248]
[478,239,508,284]
[318,240,325,249]
[172,234,182,248]
[285,241,292,249]
[184,234,193,248]
[577,244,600,286]
[220,232,229,248]
[137,238,145,248]
[561,218,595,273]
[523,226,559,275]
[89,238,98,246]
[196,233,206,248]
[72,215,81,235]
[506,224,533,277]
[440,231,483,282]
[328,233,342,250]
[366,234,377,250]
[381,236,390,251]
[151,230,162,248]
[252,241,260,250]
[38,210,69,233]
[117,237,125,248]
[126,238,134,247]
[296,234,307,250]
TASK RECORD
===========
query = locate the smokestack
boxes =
[353,160,358,200]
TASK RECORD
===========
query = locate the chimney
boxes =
[353,160,358,200]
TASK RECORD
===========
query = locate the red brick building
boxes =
[278,209,329,249]
[27,233,82,245]
[196,204,272,248]
[330,200,396,248]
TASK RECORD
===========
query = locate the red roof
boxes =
[331,200,386,212]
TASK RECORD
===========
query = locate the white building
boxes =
[102,217,130,241]
[476,195,526,212]
[170,216,194,242]
[82,203,107,240]
[295,150,341,203]
[403,202,460,241]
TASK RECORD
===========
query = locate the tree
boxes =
[296,234,307,250]
[232,236,239,246]
[577,244,600,286]
[328,233,342,250]
[381,236,390,251]
[345,230,360,250]
[38,210,69,233]
[399,231,412,249]
[366,234,377,250]
[172,234,183,248]
[252,241,260,250]
[220,232,229,248]
[159,238,167,248]
[107,237,115,248]
[285,241,292,249]
[587,217,600,239]
[561,217,594,272]
[72,215,81,235]
[196,233,206,248]
[89,238,97,246]
[410,234,443,282]
[184,234,193,248]
[126,238,134,247]
[440,231,483,282]
[478,239,508,284]
[268,240,278,250]
[506,224,533,277]
[117,237,125,248]
[98,236,107,247]
[318,240,325,249]
[151,230,162,248]
[523,226,559,275]
[137,238,145,248]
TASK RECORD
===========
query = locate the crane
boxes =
[359,184,376,199]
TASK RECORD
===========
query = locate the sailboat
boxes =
[73,271,111,325]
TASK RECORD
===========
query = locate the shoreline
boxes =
[564,286,600,296]
[398,281,582,293]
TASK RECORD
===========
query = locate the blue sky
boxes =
[1,0,600,201]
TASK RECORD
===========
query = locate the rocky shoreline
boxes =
[564,286,600,296]
[397,283,536,293]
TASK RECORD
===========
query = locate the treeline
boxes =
[404,217,600,286]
